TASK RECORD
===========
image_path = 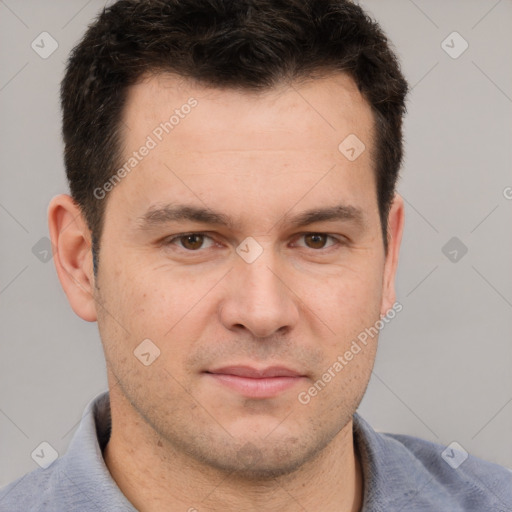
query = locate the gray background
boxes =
[1,0,511,486]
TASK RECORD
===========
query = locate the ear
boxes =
[381,193,405,316]
[48,194,97,322]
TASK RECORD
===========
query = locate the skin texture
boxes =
[49,72,404,512]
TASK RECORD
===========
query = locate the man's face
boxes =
[93,73,400,476]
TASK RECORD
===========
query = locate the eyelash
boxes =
[163,232,346,252]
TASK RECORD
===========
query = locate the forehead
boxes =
[121,71,374,152]
[110,72,377,226]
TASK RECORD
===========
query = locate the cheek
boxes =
[300,264,383,345]
[305,271,382,408]
[103,262,221,355]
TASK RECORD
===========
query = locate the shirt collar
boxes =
[60,391,432,512]
[59,391,137,511]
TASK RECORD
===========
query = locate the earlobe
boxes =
[48,194,98,322]
[381,193,405,316]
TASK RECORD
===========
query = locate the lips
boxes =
[203,365,306,398]
[206,366,304,378]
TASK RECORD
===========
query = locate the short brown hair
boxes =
[61,0,408,272]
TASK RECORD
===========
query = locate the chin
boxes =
[187,431,331,481]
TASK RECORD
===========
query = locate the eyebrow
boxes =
[135,203,365,231]
[285,204,365,230]
[135,204,232,230]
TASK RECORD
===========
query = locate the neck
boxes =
[103,388,363,512]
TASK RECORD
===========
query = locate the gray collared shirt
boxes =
[1,391,511,511]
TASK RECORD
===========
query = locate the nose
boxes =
[218,250,300,339]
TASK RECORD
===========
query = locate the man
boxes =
[1,0,510,510]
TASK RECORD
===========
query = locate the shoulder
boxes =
[0,391,135,512]
[0,460,71,512]
[353,414,512,511]
[0,450,134,512]
[384,430,511,510]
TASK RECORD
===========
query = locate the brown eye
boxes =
[180,234,205,250]
[304,233,329,249]
[166,233,216,252]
